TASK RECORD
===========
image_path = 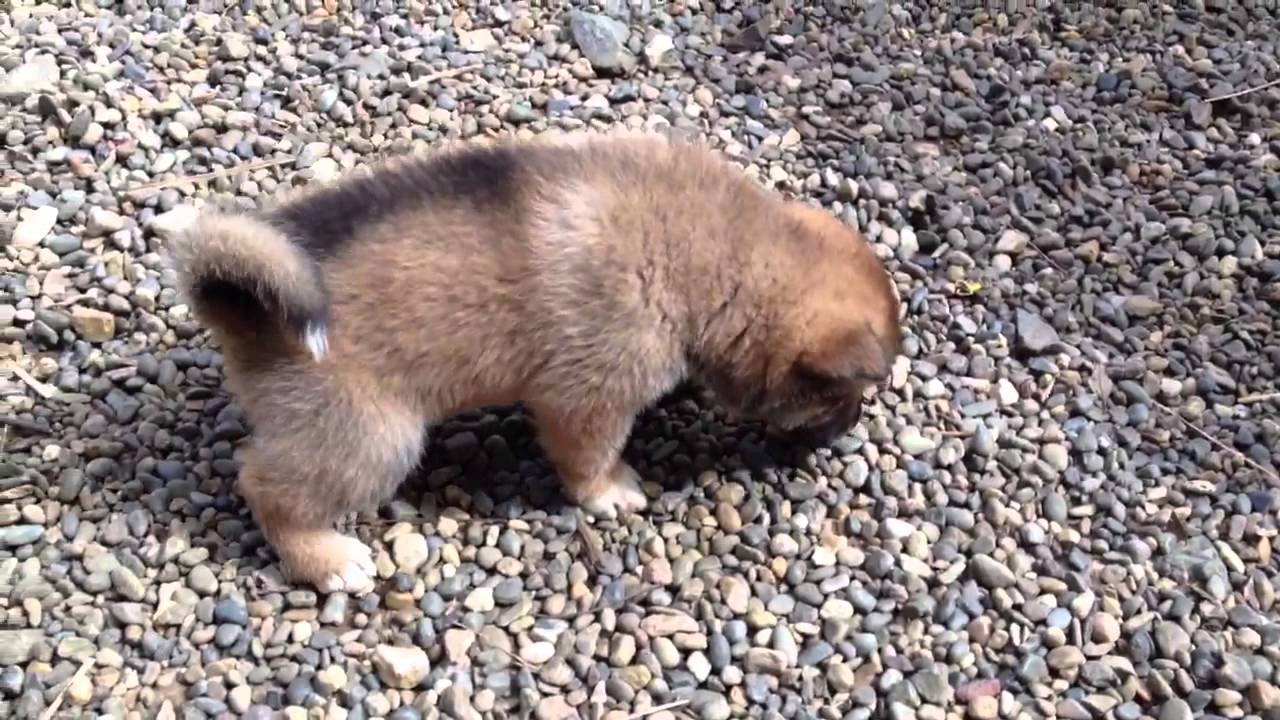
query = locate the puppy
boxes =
[166,130,902,594]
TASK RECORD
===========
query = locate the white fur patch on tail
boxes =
[304,323,330,361]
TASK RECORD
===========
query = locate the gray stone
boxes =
[911,670,952,704]
[1155,622,1191,658]
[1158,699,1193,720]
[110,567,146,601]
[0,55,60,98]
[0,525,43,547]
[570,12,632,71]
[188,565,218,595]
[743,648,787,675]
[1016,309,1062,354]
[970,555,1017,589]
[372,645,430,689]
[1043,492,1068,522]
[220,33,252,60]
[440,685,481,720]
[0,631,43,665]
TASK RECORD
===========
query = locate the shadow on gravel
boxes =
[386,381,805,524]
[198,378,814,580]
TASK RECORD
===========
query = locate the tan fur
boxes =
[166,131,903,594]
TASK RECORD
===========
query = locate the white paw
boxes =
[315,535,376,595]
[580,463,648,520]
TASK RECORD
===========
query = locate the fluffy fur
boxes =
[165,130,903,594]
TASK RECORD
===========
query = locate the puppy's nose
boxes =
[791,403,864,449]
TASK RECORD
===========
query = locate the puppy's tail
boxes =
[167,210,331,361]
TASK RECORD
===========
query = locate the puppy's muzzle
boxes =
[777,400,864,449]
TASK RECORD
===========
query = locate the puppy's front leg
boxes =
[532,403,648,520]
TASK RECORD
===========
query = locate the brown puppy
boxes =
[166,130,902,594]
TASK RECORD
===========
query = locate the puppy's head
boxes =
[706,202,902,449]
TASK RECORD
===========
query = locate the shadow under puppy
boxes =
[166,131,903,594]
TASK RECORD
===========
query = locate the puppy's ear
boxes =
[794,325,894,387]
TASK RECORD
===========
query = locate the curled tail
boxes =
[167,209,331,361]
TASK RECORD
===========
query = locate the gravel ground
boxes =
[3,1,1280,719]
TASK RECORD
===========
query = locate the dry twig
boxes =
[125,156,297,194]
[1238,392,1280,405]
[1152,399,1280,485]
[1207,78,1280,102]
[469,629,534,669]
[39,658,95,720]
[415,63,485,87]
[625,699,691,719]
[1,363,57,400]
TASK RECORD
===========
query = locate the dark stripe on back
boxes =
[266,142,526,260]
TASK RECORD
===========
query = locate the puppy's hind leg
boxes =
[237,391,425,595]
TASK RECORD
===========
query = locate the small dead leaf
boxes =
[1090,365,1115,403]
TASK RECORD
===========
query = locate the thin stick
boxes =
[415,63,484,86]
[40,658,95,720]
[1152,399,1280,485]
[125,156,297,194]
[1,364,57,400]
[1207,78,1280,102]
[625,699,691,719]
[1238,392,1280,405]
[492,643,534,669]
[474,633,534,669]
[1028,238,1065,273]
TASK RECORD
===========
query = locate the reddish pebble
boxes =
[956,678,1002,702]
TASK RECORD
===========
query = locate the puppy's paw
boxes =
[286,532,377,596]
[579,462,648,521]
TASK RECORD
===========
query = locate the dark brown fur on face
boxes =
[165,130,902,594]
